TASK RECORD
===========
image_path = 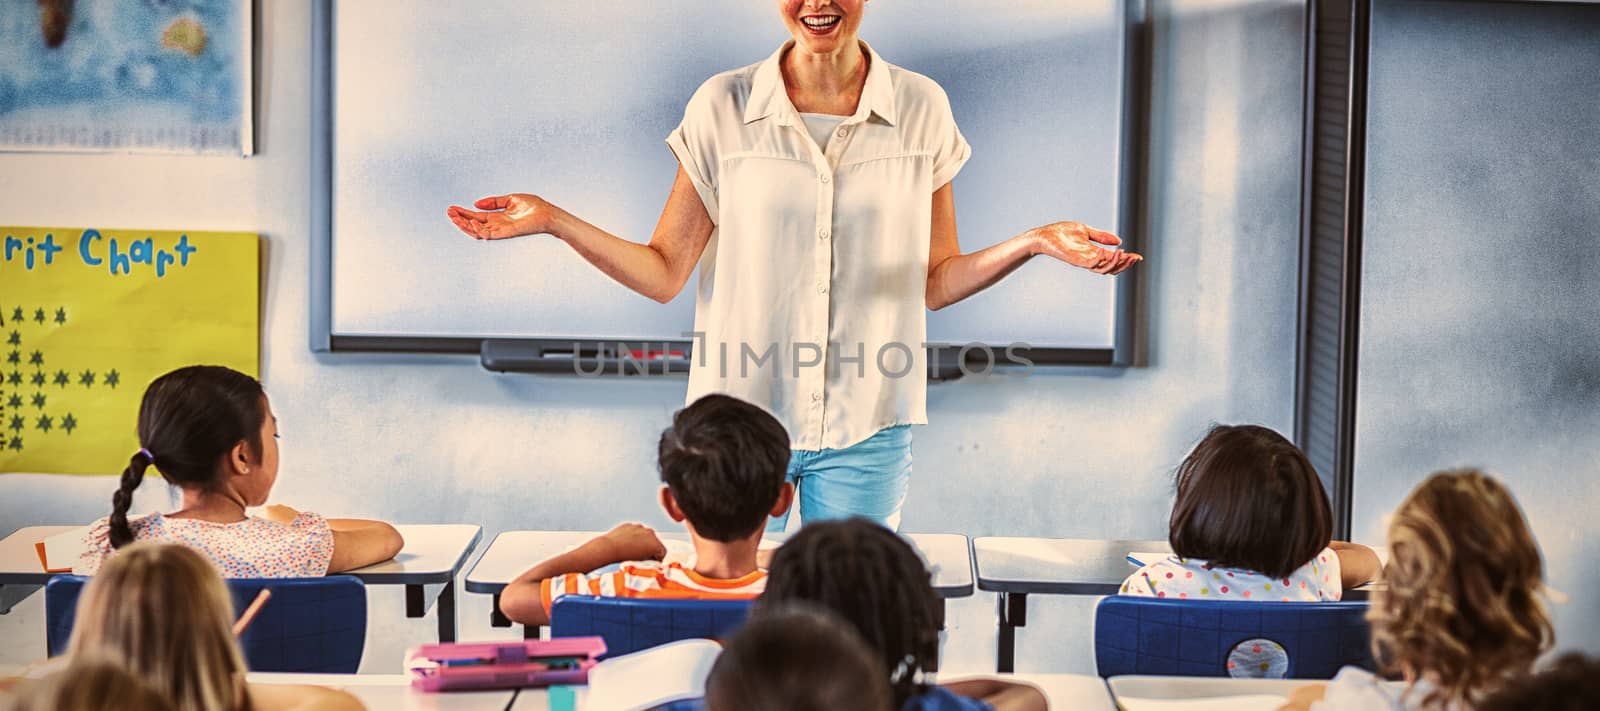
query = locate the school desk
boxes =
[1107,674,1307,700]
[465,531,975,634]
[0,524,480,644]
[973,537,1382,673]
[495,673,1116,711]
[248,672,513,710]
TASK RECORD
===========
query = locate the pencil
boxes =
[233,588,272,637]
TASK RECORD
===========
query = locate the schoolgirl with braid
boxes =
[73,365,403,577]
[760,519,1046,711]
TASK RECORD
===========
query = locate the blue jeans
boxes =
[768,425,913,532]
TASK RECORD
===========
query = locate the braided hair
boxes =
[759,518,941,709]
[107,366,266,548]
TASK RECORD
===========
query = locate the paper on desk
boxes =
[35,526,88,572]
[1127,551,1174,567]
[583,638,721,711]
[1116,694,1286,711]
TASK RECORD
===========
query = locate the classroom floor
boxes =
[0,571,1108,676]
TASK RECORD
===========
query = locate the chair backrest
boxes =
[550,595,752,659]
[45,574,367,673]
[1094,596,1375,679]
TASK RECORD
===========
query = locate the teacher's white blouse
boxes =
[667,41,970,450]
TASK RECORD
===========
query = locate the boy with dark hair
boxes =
[498,394,794,626]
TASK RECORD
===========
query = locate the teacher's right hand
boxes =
[446,193,558,240]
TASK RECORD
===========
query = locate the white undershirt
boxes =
[799,112,848,153]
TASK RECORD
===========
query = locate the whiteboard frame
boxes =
[309,0,1146,370]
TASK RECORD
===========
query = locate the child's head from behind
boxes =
[1373,469,1551,706]
[657,394,792,542]
[4,656,175,711]
[109,365,276,548]
[1169,424,1331,579]
[67,542,247,711]
[760,518,939,708]
[706,604,892,711]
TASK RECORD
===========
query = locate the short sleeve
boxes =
[665,83,722,222]
[286,512,335,576]
[540,571,613,616]
[928,84,971,190]
[1312,667,1412,711]
[1119,566,1157,596]
[71,518,116,575]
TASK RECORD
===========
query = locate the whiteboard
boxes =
[316,1,1139,358]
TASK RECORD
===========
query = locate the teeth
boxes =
[803,16,840,28]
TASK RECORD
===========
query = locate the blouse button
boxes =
[819,229,830,240]
[820,174,831,184]
[836,127,850,138]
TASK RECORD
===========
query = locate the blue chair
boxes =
[46,575,367,673]
[549,595,752,659]
[1094,597,1374,679]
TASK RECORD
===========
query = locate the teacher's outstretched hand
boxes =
[1030,221,1142,275]
[447,194,556,241]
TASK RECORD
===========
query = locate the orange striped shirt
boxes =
[539,560,767,615]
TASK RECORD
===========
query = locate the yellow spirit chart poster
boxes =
[0,227,258,474]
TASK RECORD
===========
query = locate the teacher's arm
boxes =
[446,166,714,304]
[925,182,1143,310]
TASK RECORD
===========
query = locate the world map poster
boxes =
[0,1,252,154]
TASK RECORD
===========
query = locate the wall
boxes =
[1,0,1308,673]
[1353,0,1600,656]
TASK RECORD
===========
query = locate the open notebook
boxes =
[581,638,721,711]
[34,527,88,573]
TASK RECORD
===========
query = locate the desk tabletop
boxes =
[467,531,974,597]
[248,672,512,711]
[973,536,1170,595]
[0,526,77,584]
[344,524,482,584]
[947,673,1116,711]
[1108,674,1307,700]
[0,524,479,585]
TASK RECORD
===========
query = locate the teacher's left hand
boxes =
[1030,221,1143,275]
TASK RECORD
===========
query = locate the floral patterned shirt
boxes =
[74,512,335,578]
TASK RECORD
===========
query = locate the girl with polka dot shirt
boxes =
[1121,425,1380,602]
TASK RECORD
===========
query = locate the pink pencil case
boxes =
[405,637,606,692]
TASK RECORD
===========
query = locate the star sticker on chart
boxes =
[54,308,66,325]
[9,307,20,321]
[7,436,20,451]
[53,370,70,388]
[6,371,20,386]
[28,350,42,366]
[35,414,52,433]
[32,308,44,325]
[61,413,77,434]
[104,369,121,388]
[5,350,16,365]
[8,414,23,432]
[6,331,18,346]
[30,371,45,387]
[30,392,45,410]
[6,393,20,409]
[79,370,95,387]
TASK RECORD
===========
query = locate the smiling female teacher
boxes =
[447,0,1142,531]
